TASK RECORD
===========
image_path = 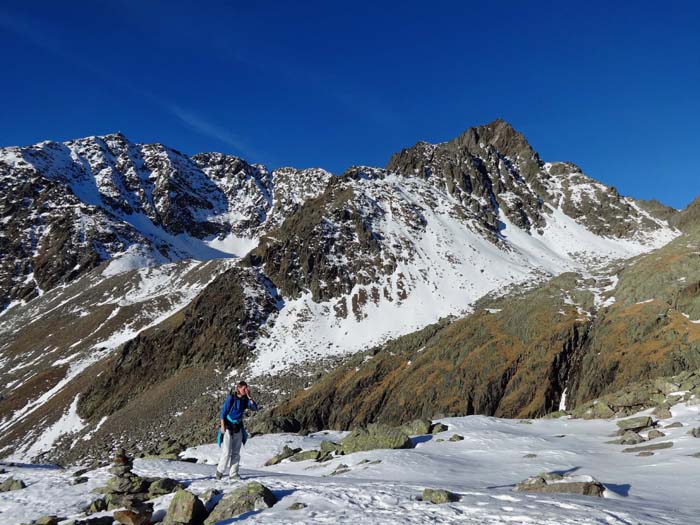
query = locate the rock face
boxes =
[163,489,207,525]
[204,482,277,524]
[515,474,605,497]
[341,424,413,454]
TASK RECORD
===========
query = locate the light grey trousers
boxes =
[217,429,243,476]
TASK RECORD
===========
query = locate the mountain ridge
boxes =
[0,119,691,463]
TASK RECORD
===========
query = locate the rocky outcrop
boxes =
[266,272,592,430]
[340,424,413,454]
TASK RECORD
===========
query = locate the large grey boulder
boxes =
[515,474,604,497]
[163,489,207,525]
[341,424,413,454]
[204,482,277,524]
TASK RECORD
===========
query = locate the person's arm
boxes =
[245,387,259,412]
[220,395,232,431]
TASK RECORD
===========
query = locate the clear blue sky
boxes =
[0,1,697,209]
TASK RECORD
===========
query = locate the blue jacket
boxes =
[220,394,258,423]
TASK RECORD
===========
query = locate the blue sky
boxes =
[0,1,697,209]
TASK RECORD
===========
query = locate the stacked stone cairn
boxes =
[98,448,153,525]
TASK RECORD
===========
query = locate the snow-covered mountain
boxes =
[0,119,687,463]
[0,133,331,311]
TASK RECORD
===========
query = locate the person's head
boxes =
[234,380,248,396]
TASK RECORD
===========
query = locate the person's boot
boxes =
[230,471,241,480]
[215,470,223,480]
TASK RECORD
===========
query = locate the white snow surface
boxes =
[2,403,699,524]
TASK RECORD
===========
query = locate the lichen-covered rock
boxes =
[688,427,700,438]
[289,449,321,462]
[264,445,302,466]
[0,477,26,492]
[616,416,654,431]
[288,502,308,510]
[421,488,460,504]
[401,419,433,435]
[204,482,277,524]
[448,434,464,442]
[341,424,412,454]
[147,477,183,497]
[163,489,207,525]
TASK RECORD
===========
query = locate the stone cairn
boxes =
[105,448,153,525]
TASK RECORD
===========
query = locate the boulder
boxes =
[688,427,700,438]
[622,441,674,453]
[448,434,464,442]
[616,416,654,431]
[330,464,350,476]
[422,488,460,504]
[64,518,115,525]
[431,423,449,434]
[341,424,412,454]
[617,431,645,445]
[32,517,61,525]
[289,450,321,462]
[113,506,153,525]
[105,474,148,494]
[264,445,302,466]
[515,474,604,497]
[401,419,433,435]
[204,482,277,524]
[664,422,683,429]
[0,477,26,492]
[199,488,222,513]
[163,489,207,525]
[288,502,308,510]
[147,477,183,497]
[652,405,673,419]
[647,429,666,440]
[83,498,107,515]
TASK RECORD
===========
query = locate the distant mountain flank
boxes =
[0,119,696,463]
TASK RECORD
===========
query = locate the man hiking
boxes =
[216,380,258,480]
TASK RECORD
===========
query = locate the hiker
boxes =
[216,380,258,480]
